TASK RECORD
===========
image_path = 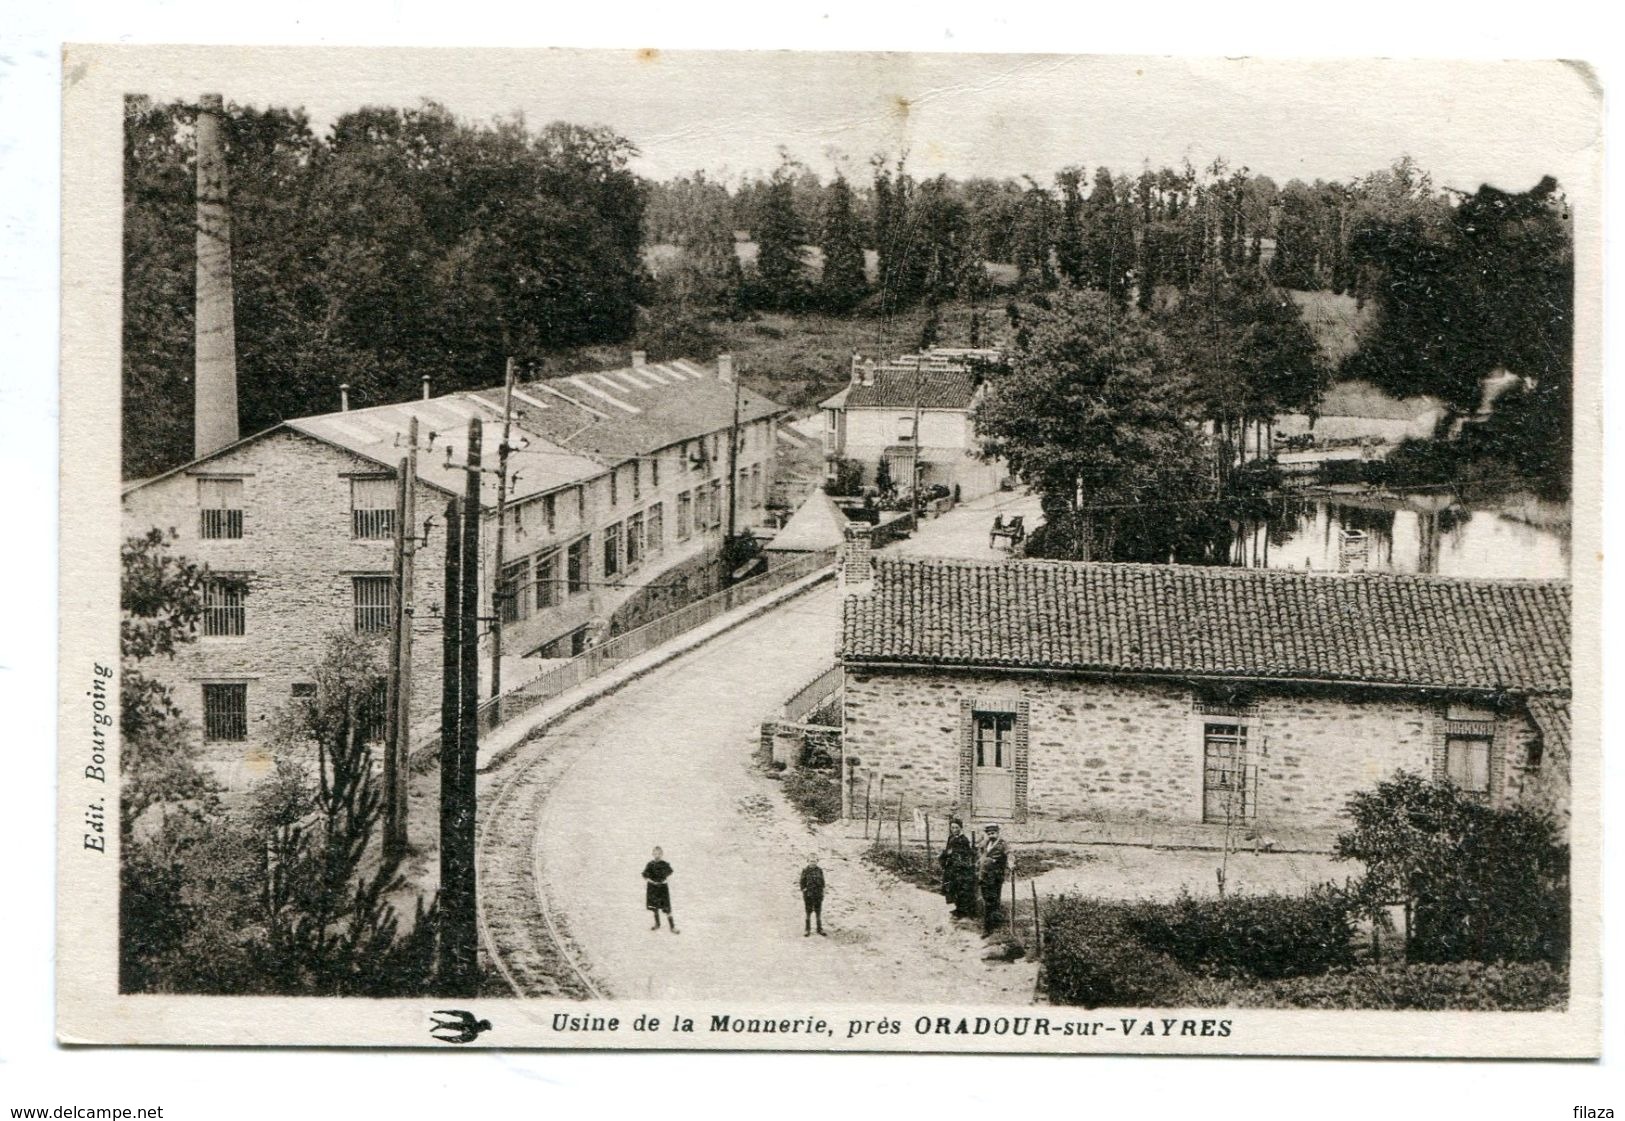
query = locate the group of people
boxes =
[638,822,1009,942]
[640,848,828,938]
[938,819,1010,934]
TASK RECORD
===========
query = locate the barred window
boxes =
[646,502,663,554]
[609,471,619,507]
[202,683,247,742]
[567,537,588,594]
[202,577,247,637]
[709,480,723,527]
[631,462,641,501]
[352,575,392,633]
[543,493,557,535]
[198,477,244,539]
[499,558,531,623]
[677,490,693,540]
[603,522,622,578]
[626,510,644,567]
[351,477,396,539]
[358,680,389,745]
[650,457,660,488]
[536,551,560,609]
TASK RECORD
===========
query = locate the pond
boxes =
[1229,489,1570,580]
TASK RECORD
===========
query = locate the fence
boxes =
[477,546,838,731]
[782,662,843,725]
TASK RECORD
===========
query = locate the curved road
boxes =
[479,582,1036,1003]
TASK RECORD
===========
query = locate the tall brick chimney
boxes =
[194,93,239,458]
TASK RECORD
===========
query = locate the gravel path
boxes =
[483,582,1035,1003]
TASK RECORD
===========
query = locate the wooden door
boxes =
[972,710,1016,819]
[1202,722,1255,824]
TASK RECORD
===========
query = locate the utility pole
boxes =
[724,371,742,580]
[436,494,464,991]
[383,417,419,866]
[451,418,483,994]
[911,360,924,523]
[489,358,517,706]
[382,449,409,867]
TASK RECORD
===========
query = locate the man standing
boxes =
[798,854,826,937]
[643,846,678,933]
[939,818,977,919]
[977,824,1010,935]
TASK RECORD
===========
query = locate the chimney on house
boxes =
[339,383,351,412]
[850,352,863,387]
[717,353,735,382]
[422,374,432,400]
[631,350,648,368]
[840,524,875,593]
[193,93,240,458]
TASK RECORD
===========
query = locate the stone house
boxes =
[818,349,1006,501]
[839,555,1570,846]
[122,354,783,786]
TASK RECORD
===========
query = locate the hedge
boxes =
[1226,962,1568,1011]
[1122,885,1356,980]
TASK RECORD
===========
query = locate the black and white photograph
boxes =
[49,43,1601,1062]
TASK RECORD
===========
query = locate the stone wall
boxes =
[842,666,1556,840]
[123,429,449,788]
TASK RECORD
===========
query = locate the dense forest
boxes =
[124,97,1573,494]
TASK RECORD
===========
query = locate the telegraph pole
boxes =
[724,372,742,581]
[489,359,516,705]
[450,418,483,994]
[382,450,409,866]
[436,494,464,991]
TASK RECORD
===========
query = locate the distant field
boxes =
[1287,289,1371,365]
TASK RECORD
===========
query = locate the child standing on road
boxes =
[643,847,678,933]
[798,854,826,937]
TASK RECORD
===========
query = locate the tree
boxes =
[122,98,647,480]
[817,174,867,313]
[1163,270,1327,472]
[749,161,808,310]
[120,529,217,824]
[973,288,1219,562]
[1336,772,1569,965]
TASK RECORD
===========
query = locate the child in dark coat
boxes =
[798,854,826,936]
[643,846,678,933]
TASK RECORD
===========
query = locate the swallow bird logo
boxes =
[429,1009,493,1044]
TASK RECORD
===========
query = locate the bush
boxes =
[1228,961,1568,1011]
[781,767,841,825]
[1124,885,1356,980]
[1042,897,1193,1008]
[1336,771,1570,966]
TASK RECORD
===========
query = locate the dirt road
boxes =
[483,582,1035,1003]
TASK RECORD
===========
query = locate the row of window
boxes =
[200,680,388,743]
[197,458,767,542]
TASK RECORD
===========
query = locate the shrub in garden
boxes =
[1337,771,1569,966]
[1227,961,1567,1011]
[1123,884,1356,980]
[1041,897,1192,1008]
[781,767,841,825]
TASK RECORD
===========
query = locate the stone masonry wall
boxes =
[123,430,449,789]
[842,667,1553,836]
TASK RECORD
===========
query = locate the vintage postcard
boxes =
[59,45,1601,1055]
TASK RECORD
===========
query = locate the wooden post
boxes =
[1010,857,1018,937]
[489,359,516,707]
[446,418,483,995]
[395,416,417,844]
[381,455,409,866]
[864,774,873,838]
[1030,880,1041,956]
[923,813,932,864]
[436,496,462,990]
[896,798,904,855]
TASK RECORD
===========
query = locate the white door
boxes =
[972,710,1016,819]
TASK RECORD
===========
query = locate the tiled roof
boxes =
[842,369,980,410]
[1525,695,1571,758]
[475,359,785,462]
[766,490,849,553]
[288,397,603,506]
[842,558,1570,694]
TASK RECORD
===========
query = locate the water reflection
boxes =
[1231,491,1570,580]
